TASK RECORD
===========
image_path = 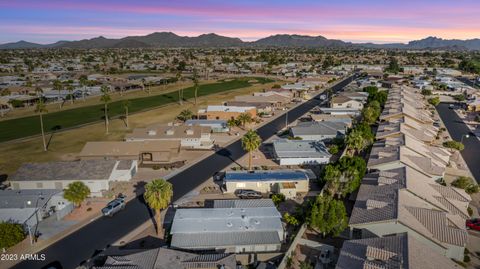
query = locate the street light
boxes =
[461,134,470,143]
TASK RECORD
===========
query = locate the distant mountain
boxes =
[1,32,479,50]
[404,36,480,50]
[253,34,350,48]
[0,40,44,49]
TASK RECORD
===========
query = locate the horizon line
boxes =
[2,31,479,46]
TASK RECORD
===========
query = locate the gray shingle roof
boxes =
[10,160,117,181]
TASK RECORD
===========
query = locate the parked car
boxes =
[102,199,126,217]
[466,219,480,231]
[235,189,262,199]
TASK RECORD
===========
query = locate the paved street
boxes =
[436,103,480,183]
[10,75,357,269]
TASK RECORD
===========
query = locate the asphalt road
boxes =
[10,74,357,269]
[436,103,480,183]
[456,76,479,88]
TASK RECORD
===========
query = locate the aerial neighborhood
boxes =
[0,34,480,269]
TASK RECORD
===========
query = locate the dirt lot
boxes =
[0,81,277,175]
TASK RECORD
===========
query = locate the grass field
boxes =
[0,81,278,175]
[0,77,273,142]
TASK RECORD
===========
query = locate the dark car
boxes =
[466,219,480,231]
[235,189,262,199]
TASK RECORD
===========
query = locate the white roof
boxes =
[206,105,256,113]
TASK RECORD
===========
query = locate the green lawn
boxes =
[0,77,274,142]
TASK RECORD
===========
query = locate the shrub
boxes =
[443,140,465,151]
[428,96,440,106]
[271,193,286,206]
[0,222,26,249]
[63,181,91,207]
[328,145,339,154]
[283,212,300,226]
[452,176,479,194]
[467,207,473,216]
[421,89,432,95]
[463,255,470,263]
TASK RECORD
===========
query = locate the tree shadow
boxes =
[46,125,62,149]
[119,115,127,127]
[214,146,244,169]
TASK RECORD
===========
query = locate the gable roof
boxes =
[336,233,460,269]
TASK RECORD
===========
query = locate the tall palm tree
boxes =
[176,72,183,105]
[237,113,253,128]
[144,179,173,237]
[35,99,48,151]
[66,83,75,105]
[241,130,262,171]
[53,80,63,109]
[177,109,193,122]
[79,76,88,101]
[100,85,111,134]
[193,69,199,105]
[122,99,131,128]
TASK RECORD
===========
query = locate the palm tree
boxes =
[345,130,364,156]
[227,118,238,135]
[241,130,262,171]
[53,80,63,108]
[66,83,74,105]
[237,113,253,128]
[144,179,173,237]
[79,76,88,101]
[193,69,199,105]
[122,100,131,128]
[177,109,193,122]
[35,99,48,151]
[176,72,183,105]
[100,85,111,134]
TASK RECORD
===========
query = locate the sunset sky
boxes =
[0,0,479,44]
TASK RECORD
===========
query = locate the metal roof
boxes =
[0,189,62,209]
[224,170,308,182]
[273,139,331,159]
[213,199,275,208]
[171,231,281,249]
[290,121,347,136]
[171,207,283,234]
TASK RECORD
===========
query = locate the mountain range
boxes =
[1,32,479,50]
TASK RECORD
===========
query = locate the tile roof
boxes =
[336,233,461,269]
[94,248,237,269]
[350,167,469,247]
